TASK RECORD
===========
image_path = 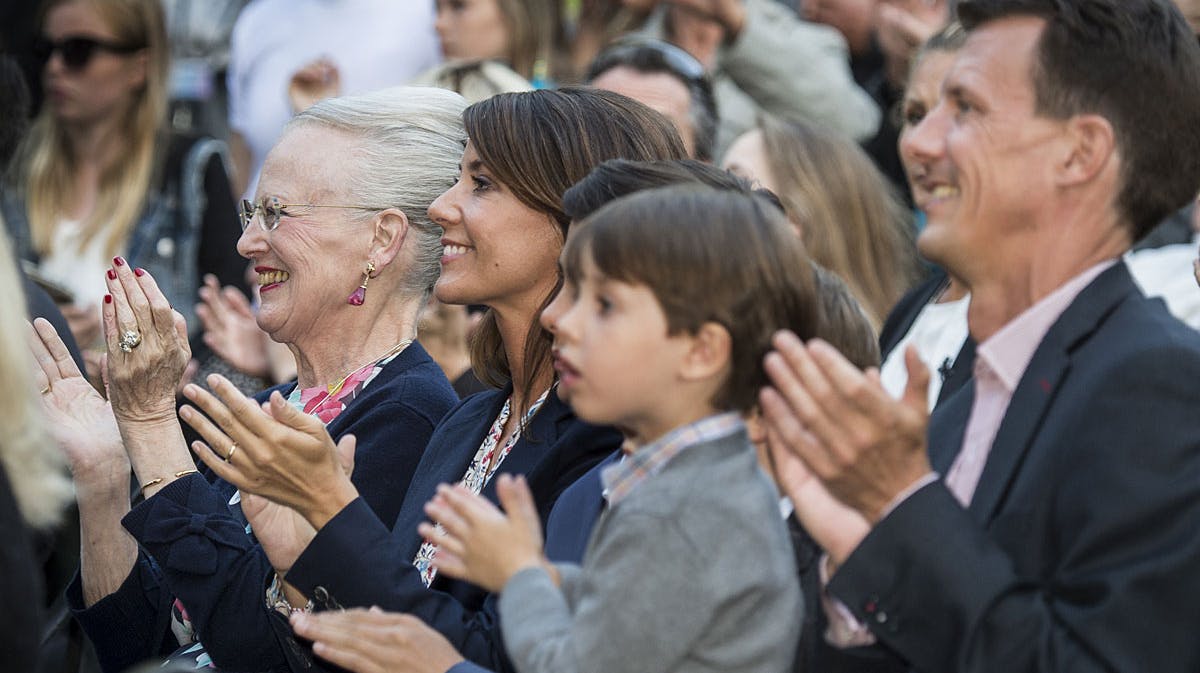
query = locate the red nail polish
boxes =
[113,256,125,266]
[104,295,112,304]
[134,267,145,277]
[107,269,116,280]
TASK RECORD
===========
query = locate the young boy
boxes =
[420,186,817,673]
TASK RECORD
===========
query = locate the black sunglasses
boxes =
[32,35,143,71]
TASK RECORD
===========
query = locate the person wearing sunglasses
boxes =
[0,0,249,386]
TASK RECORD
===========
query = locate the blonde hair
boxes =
[0,234,72,529]
[758,115,922,327]
[18,0,169,258]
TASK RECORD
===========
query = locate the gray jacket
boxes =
[640,0,881,156]
[499,429,802,673]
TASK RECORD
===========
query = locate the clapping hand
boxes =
[290,607,465,673]
[196,274,271,379]
[27,317,126,492]
[179,374,360,529]
[759,333,932,563]
[418,474,548,593]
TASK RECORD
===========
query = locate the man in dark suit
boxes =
[761,1,1200,671]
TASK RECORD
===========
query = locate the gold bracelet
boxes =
[140,469,200,495]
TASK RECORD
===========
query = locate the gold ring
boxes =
[225,443,238,463]
[118,329,143,353]
[40,385,50,395]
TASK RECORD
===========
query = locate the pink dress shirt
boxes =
[823,259,1117,647]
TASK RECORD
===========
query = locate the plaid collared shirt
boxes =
[600,412,744,505]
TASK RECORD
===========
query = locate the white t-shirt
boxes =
[879,292,971,410]
[40,218,111,310]
[1126,234,1200,331]
[227,0,442,199]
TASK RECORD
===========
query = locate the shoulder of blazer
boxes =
[1039,261,1144,357]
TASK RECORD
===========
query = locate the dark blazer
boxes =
[69,343,456,673]
[282,388,620,672]
[878,268,976,408]
[828,262,1200,673]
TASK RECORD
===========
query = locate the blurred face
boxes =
[236,125,375,344]
[434,0,511,63]
[540,252,692,442]
[591,66,697,158]
[429,141,563,315]
[903,17,1065,278]
[40,0,147,127]
[722,129,778,193]
[899,49,957,212]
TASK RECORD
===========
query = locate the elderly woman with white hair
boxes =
[30,86,467,671]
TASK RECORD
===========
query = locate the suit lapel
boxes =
[967,262,1136,523]
[928,381,974,475]
[479,391,571,502]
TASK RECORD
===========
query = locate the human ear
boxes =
[679,321,732,384]
[1058,114,1116,188]
[369,208,411,270]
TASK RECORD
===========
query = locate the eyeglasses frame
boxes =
[238,197,387,232]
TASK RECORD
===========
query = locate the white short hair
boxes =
[289,86,468,298]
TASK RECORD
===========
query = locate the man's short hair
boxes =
[957,0,1200,240]
[586,39,719,162]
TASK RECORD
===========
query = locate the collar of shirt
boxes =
[975,259,1117,392]
[601,412,744,505]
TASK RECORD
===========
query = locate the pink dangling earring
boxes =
[348,261,375,306]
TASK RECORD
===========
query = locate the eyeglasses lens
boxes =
[239,199,282,231]
[34,37,101,70]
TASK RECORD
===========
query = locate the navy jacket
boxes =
[69,343,456,673]
[280,388,621,672]
[830,263,1200,672]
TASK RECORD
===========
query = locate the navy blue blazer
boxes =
[830,262,1200,672]
[281,387,620,672]
[69,343,456,673]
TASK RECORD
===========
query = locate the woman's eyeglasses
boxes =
[239,197,384,232]
[32,35,144,71]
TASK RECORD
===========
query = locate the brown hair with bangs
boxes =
[563,187,819,413]
[462,87,687,418]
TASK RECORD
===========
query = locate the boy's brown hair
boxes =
[563,186,819,413]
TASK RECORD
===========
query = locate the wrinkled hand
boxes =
[288,57,341,113]
[179,374,360,529]
[242,426,355,574]
[418,475,546,593]
[102,259,191,425]
[291,607,465,673]
[196,274,270,378]
[27,318,127,490]
[761,333,932,526]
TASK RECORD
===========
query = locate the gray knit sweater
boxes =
[498,428,802,673]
